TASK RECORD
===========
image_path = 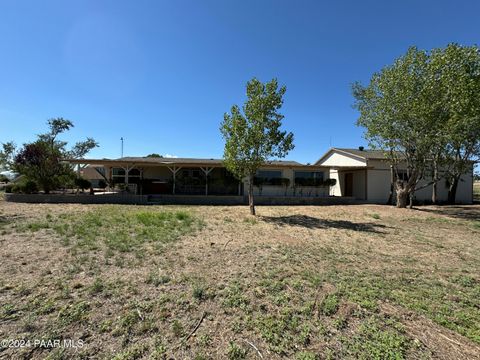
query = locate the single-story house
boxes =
[315,148,474,204]
[69,157,331,198]
[67,148,474,204]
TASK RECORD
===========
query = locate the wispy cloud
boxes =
[164,154,178,158]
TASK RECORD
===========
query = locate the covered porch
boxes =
[329,166,370,200]
[68,158,243,196]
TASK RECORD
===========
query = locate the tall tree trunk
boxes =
[432,159,438,204]
[248,175,255,215]
[395,181,408,208]
[447,175,459,204]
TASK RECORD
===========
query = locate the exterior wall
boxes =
[318,151,366,167]
[367,169,391,203]
[5,193,357,205]
[366,160,473,204]
[5,193,149,205]
[329,169,341,196]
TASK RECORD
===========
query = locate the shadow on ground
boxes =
[415,205,480,221]
[261,214,389,233]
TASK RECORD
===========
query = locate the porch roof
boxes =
[65,157,328,169]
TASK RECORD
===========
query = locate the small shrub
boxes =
[98,179,107,189]
[227,342,247,360]
[58,301,90,326]
[146,271,171,287]
[75,177,91,192]
[320,294,339,316]
[171,319,184,337]
[12,179,38,194]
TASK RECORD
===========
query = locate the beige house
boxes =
[315,148,474,204]
[69,148,474,204]
[69,157,331,198]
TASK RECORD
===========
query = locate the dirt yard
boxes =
[0,201,479,359]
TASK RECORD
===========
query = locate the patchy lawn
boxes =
[0,202,479,359]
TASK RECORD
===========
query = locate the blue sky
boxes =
[1,0,479,163]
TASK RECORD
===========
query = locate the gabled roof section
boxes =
[315,148,389,165]
[333,148,390,160]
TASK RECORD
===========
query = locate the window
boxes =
[396,170,409,181]
[255,170,283,186]
[112,168,125,176]
[294,171,324,186]
[112,167,141,184]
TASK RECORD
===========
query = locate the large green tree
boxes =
[220,78,294,215]
[353,44,480,207]
[428,44,480,203]
[353,47,435,208]
[1,118,98,193]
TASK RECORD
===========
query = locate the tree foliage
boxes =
[1,118,98,193]
[220,78,294,215]
[353,44,480,207]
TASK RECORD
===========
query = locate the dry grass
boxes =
[0,201,479,359]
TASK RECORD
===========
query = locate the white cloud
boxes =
[164,154,178,158]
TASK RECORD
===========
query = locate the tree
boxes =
[220,78,294,215]
[353,47,438,208]
[428,44,480,204]
[0,142,16,172]
[146,153,163,158]
[3,118,98,193]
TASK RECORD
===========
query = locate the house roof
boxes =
[332,148,390,160]
[66,157,321,168]
[315,147,391,165]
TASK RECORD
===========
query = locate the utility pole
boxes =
[120,137,124,158]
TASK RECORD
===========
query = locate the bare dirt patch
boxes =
[0,201,479,359]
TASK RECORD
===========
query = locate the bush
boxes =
[75,177,91,191]
[12,180,38,194]
[98,179,107,189]
[294,177,337,187]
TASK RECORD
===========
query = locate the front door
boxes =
[344,173,353,197]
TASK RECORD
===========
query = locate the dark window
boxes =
[257,170,282,179]
[254,170,283,186]
[396,171,409,181]
[112,168,125,176]
[294,171,324,186]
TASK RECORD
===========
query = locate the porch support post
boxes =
[200,167,213,196]
[167,165,182,194]
[124,166,129,184]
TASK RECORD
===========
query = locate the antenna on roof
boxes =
[120,137,124,158]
